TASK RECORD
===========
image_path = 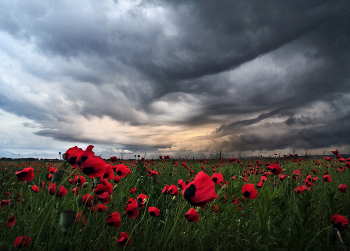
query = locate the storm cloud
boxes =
[0,0,350,158]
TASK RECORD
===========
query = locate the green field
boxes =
[0,149,349,250]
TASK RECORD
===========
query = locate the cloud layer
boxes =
[1,0,350,158]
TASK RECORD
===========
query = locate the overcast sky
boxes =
[1,0,350,159]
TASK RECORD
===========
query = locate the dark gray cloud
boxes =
[0,0,350,157]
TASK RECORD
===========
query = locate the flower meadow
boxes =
[1,147,350,251]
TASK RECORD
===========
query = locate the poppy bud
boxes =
[76,195,83,206]
[11,193,21,200]
[94,177,101,186]
[9,200,15,208]
[151,175,157,183]
[28,185,32,190]
[60,209,76,233]
[82,182,89,188]
[52,171,64,182]
[0,241,9,251]
[60,240,71,251]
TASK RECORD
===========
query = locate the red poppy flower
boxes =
[178,179,186,190]
[257,181,264,189]
[242,184,258,199]
[331,150,339,155]
[80,155,107,179]
[31,185,40,193]
[162,185,170,195]
[97,192,111,204]
[113,175,121,184]
[110,156,118,163]
[82,194,96,207]
[7,216,15,228]
[148,207,160,217]
[212,205,218,213]
[125,199,139,219]
[168,184,179,195]
[106,211,121,228]
[63,146,85,169]
[294,185,307,194]
[130,187,137,194]
[185,208,199,222]
[75,212,86,227]
[323,175,332,183]
[115,164,131,178]
[97,204,107,212]
[95,180,113,196]
[331,214,348,231]
[48,183,67,197]
[270,163,282,175]
[211,172,224,185]
[15,167,34,182]
[260,176,267,183]
[14,236,31,249]
[292,170,301,181]
[339,184,347,193]
[116,232,131,248]
[182,171,218,208]
[103,164,115,180]
[74,175,86,187]
[137,194,148,209]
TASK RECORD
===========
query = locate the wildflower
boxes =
[14,236,31,249]
[125,199,139,219]
[106,211,121,228]
[97,204,107,212]
[323,175,332,183]
[185,208,199,222]
[339,184,347,193]
[115,164,131,178]
[64,146,84,169]
[31,185,40,193]
[116,232,131,248]
[331,214,348,231]
[102,164,115,180]
[15,167,34,182]
[113,175,121,184]
[212,205,218,213]
[162,185,170,195]
[130,187,137,194]
[148,207,160,217]
[242,184,258,199]
[270,163,282,175]
[294,185,307,194]
[137,194,148,208]
[211,172,224,185]
[182,171,218,208]
[7,216,15,228]
[279,174,287,181]
[178,179,186,190]
[75,212,86,227]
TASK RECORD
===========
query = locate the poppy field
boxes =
[1,146,350,251]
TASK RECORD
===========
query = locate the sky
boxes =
[1,0,350,159]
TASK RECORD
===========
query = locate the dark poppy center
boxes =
[184,184,196,199]
[107,222,114,226]
[78,156,88,166]
[335,222,342,228]
[16,172,27,178]
[127,210,133,215]
[82,167,95,175]
[243,191,250,198]
[117,170,122,175]
[119,237,127,245]
[212,177,217,183]
[150,211,155,216]
[8,217,15,223]
[68,157,77,165]
[137,198,142,203]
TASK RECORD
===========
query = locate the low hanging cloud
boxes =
[0,0,349,158]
